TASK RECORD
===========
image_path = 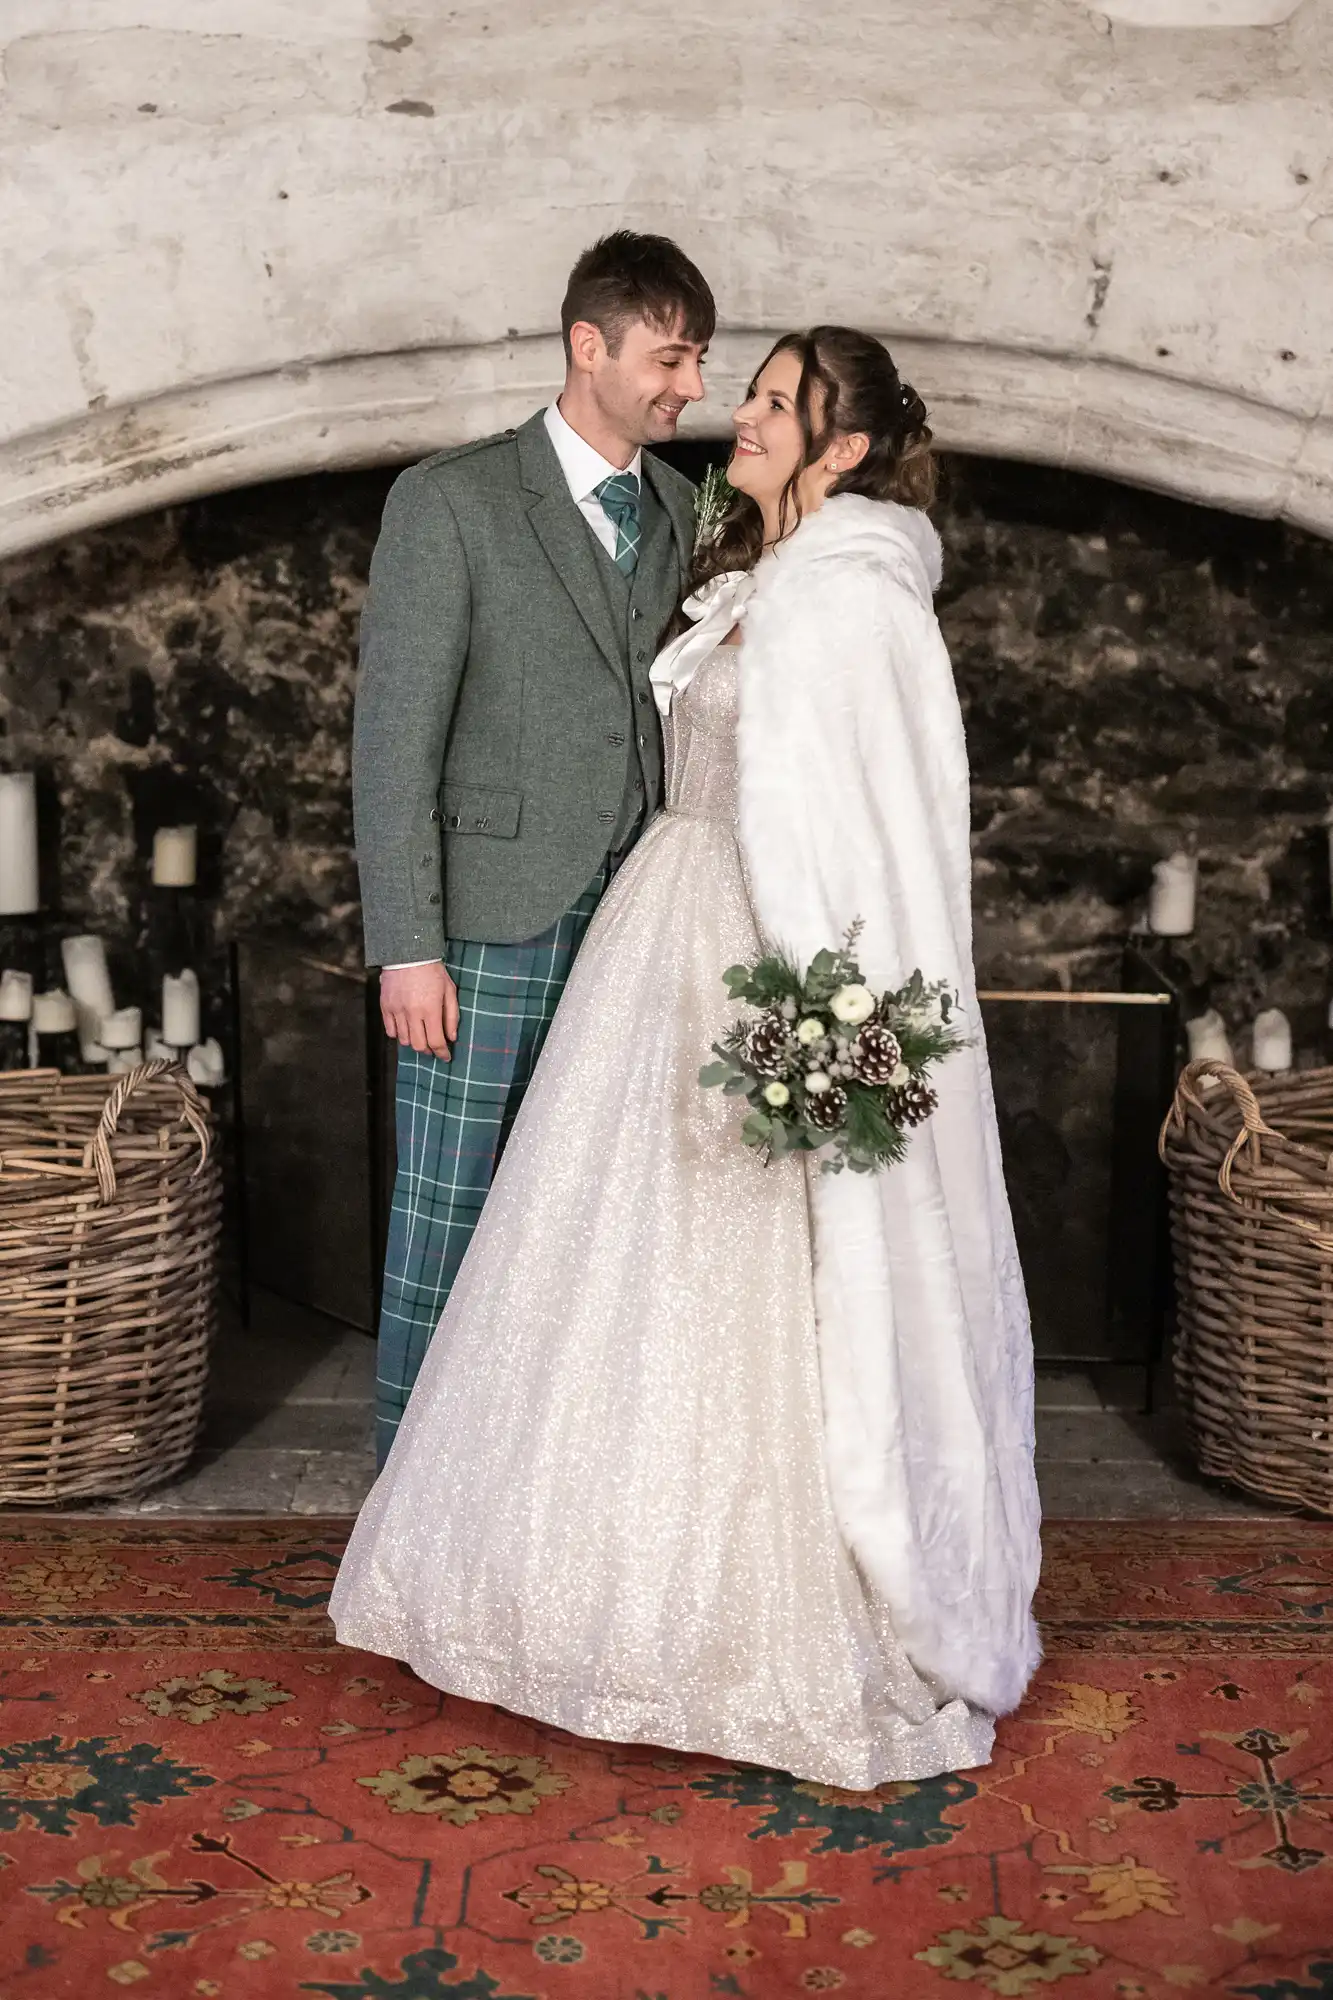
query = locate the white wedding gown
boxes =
[330,643,996,1787]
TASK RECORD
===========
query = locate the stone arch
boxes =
[2,330,1330,559]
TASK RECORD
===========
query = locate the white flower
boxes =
[763,1081,791,1108]
[805,1071,832,1094]
[780,998,798,1021]
[829,984,875,1026]
[888,1062,910,1088]
[796,1016,826,1046]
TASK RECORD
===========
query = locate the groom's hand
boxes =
[379,962,459,1061]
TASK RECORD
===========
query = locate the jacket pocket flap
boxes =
[439,783,522,838]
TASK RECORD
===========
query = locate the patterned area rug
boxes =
[1,1519,1332,2000]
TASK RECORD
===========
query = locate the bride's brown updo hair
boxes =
[691,325,934,593]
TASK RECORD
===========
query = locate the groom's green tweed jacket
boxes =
[353,409,696,962]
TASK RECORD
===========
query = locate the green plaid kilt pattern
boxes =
[375,864,610,1465]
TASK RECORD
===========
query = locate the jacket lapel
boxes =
[517,412,623,675]
[635,484,681,635]
[644,450,697,593]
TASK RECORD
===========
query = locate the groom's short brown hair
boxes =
[561,231,716,361]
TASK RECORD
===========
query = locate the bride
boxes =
[330,325,1042,1789]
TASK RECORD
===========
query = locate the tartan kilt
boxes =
[375,865,609,1465]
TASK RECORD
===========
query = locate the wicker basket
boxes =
[1159,1057,1333,1516]
[0,1060,222,1505]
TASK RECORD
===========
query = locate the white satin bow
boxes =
[647,570,756,717]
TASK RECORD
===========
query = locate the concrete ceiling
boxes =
[1,0,1329,552]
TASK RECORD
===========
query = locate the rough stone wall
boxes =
[946,461,1333,1059]
[2,459,1330,1060]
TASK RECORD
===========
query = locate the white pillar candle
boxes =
[0,772,40,915]
[145,1027,172,1060]
[1186,1009,1233,1066]
[31,989,77,1034]
[107,1049,144,1075]
[1252,1007,1292,1073]
[152,826,197,887]
[100,1005,143,1051]
[186,1037,226,1087]
[1148,851,1197,936]
[162,969,200,1048]
[0,970,33,1021]
[61,934,115,1062]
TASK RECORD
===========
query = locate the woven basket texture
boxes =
[0,1060,221,1505]
[1160,1057,1333,1517]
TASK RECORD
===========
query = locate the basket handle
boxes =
[1158,1057,1277,1200]
[91,1058,212,1204]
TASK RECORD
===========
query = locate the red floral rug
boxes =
[2,1518,1332,2000]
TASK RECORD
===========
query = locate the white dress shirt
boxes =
[386,405,642,968]
[542,399,643,559]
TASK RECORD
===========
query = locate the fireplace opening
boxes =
[2,447,1331,1366]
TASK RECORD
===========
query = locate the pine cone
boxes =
[805,1082,848,1131]
[886,1078,939,1129]
[850,1022,902,1086]
[744,1009,791,1078]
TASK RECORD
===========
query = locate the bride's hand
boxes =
[379,962,459,1061]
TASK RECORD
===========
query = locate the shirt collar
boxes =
[544,400,642,505]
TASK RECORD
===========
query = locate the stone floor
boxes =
[72,1286,1283,1521]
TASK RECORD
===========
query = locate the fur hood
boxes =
[761,492,945,602]
[736,493,1043,1719]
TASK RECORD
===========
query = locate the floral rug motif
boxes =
[1,1517,1332,1999]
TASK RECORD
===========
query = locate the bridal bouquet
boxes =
[699,922,967,1174]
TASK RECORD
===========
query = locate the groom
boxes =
[354,231,714,1464]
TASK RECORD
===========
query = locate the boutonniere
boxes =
[693,463,736,554]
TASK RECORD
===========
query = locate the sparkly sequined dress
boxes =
[329,645,996,1787]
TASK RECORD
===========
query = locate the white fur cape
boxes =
[736,493,1043,1717]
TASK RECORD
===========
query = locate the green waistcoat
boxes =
[585,477,675,852]
[352,410,695,961]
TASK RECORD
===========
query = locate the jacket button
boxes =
[421,853,432,865]
[632,607,643,621]
[637,690,649,706]
[429,807,441,823]
[448,813,461,829]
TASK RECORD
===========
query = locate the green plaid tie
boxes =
[594,471,642,575]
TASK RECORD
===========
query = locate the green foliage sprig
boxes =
[693,462,736,554]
